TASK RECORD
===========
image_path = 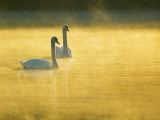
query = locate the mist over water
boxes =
[0,10,160,28]
[0,10,160,120]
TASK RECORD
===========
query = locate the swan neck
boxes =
[51,42,58,67]
[63,29,69,56]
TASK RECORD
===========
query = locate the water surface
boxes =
[0,27,160,120]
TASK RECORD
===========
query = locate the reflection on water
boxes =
[18,69,57,78]
[0,26,160,120]
[59,58,73,96]
[19,68,59,98]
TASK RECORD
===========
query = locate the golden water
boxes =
[0,27,160,120]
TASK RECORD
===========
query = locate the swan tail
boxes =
[18,60,25,67]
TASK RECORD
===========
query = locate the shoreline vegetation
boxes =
[0,10,160,29]
[0,0,160,10]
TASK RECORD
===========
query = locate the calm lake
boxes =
[0,11,160,120]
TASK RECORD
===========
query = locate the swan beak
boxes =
[56,41,60,45]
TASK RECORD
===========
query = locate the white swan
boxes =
[18,36,60,69]
[56,24,72,57]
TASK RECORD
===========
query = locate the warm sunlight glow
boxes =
[0,26,160,119]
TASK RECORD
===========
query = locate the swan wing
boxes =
[68,47,72,57]
[21,59,52,69]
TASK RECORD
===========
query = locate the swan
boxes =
[56,24,72,57]
[18,36,60,69]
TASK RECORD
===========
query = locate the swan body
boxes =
[18,37,60,69]
[56,46,72,57]
[18,59,53,69]
[56,24,72,58]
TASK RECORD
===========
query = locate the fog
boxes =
[0,1,160,119]
[0,10,160,29]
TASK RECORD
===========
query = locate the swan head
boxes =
[63,24,69,32]
[51,36,60,45]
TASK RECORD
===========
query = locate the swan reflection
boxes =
[58,58,73,96]
[19,68,58,78]
[19,68,58,98]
